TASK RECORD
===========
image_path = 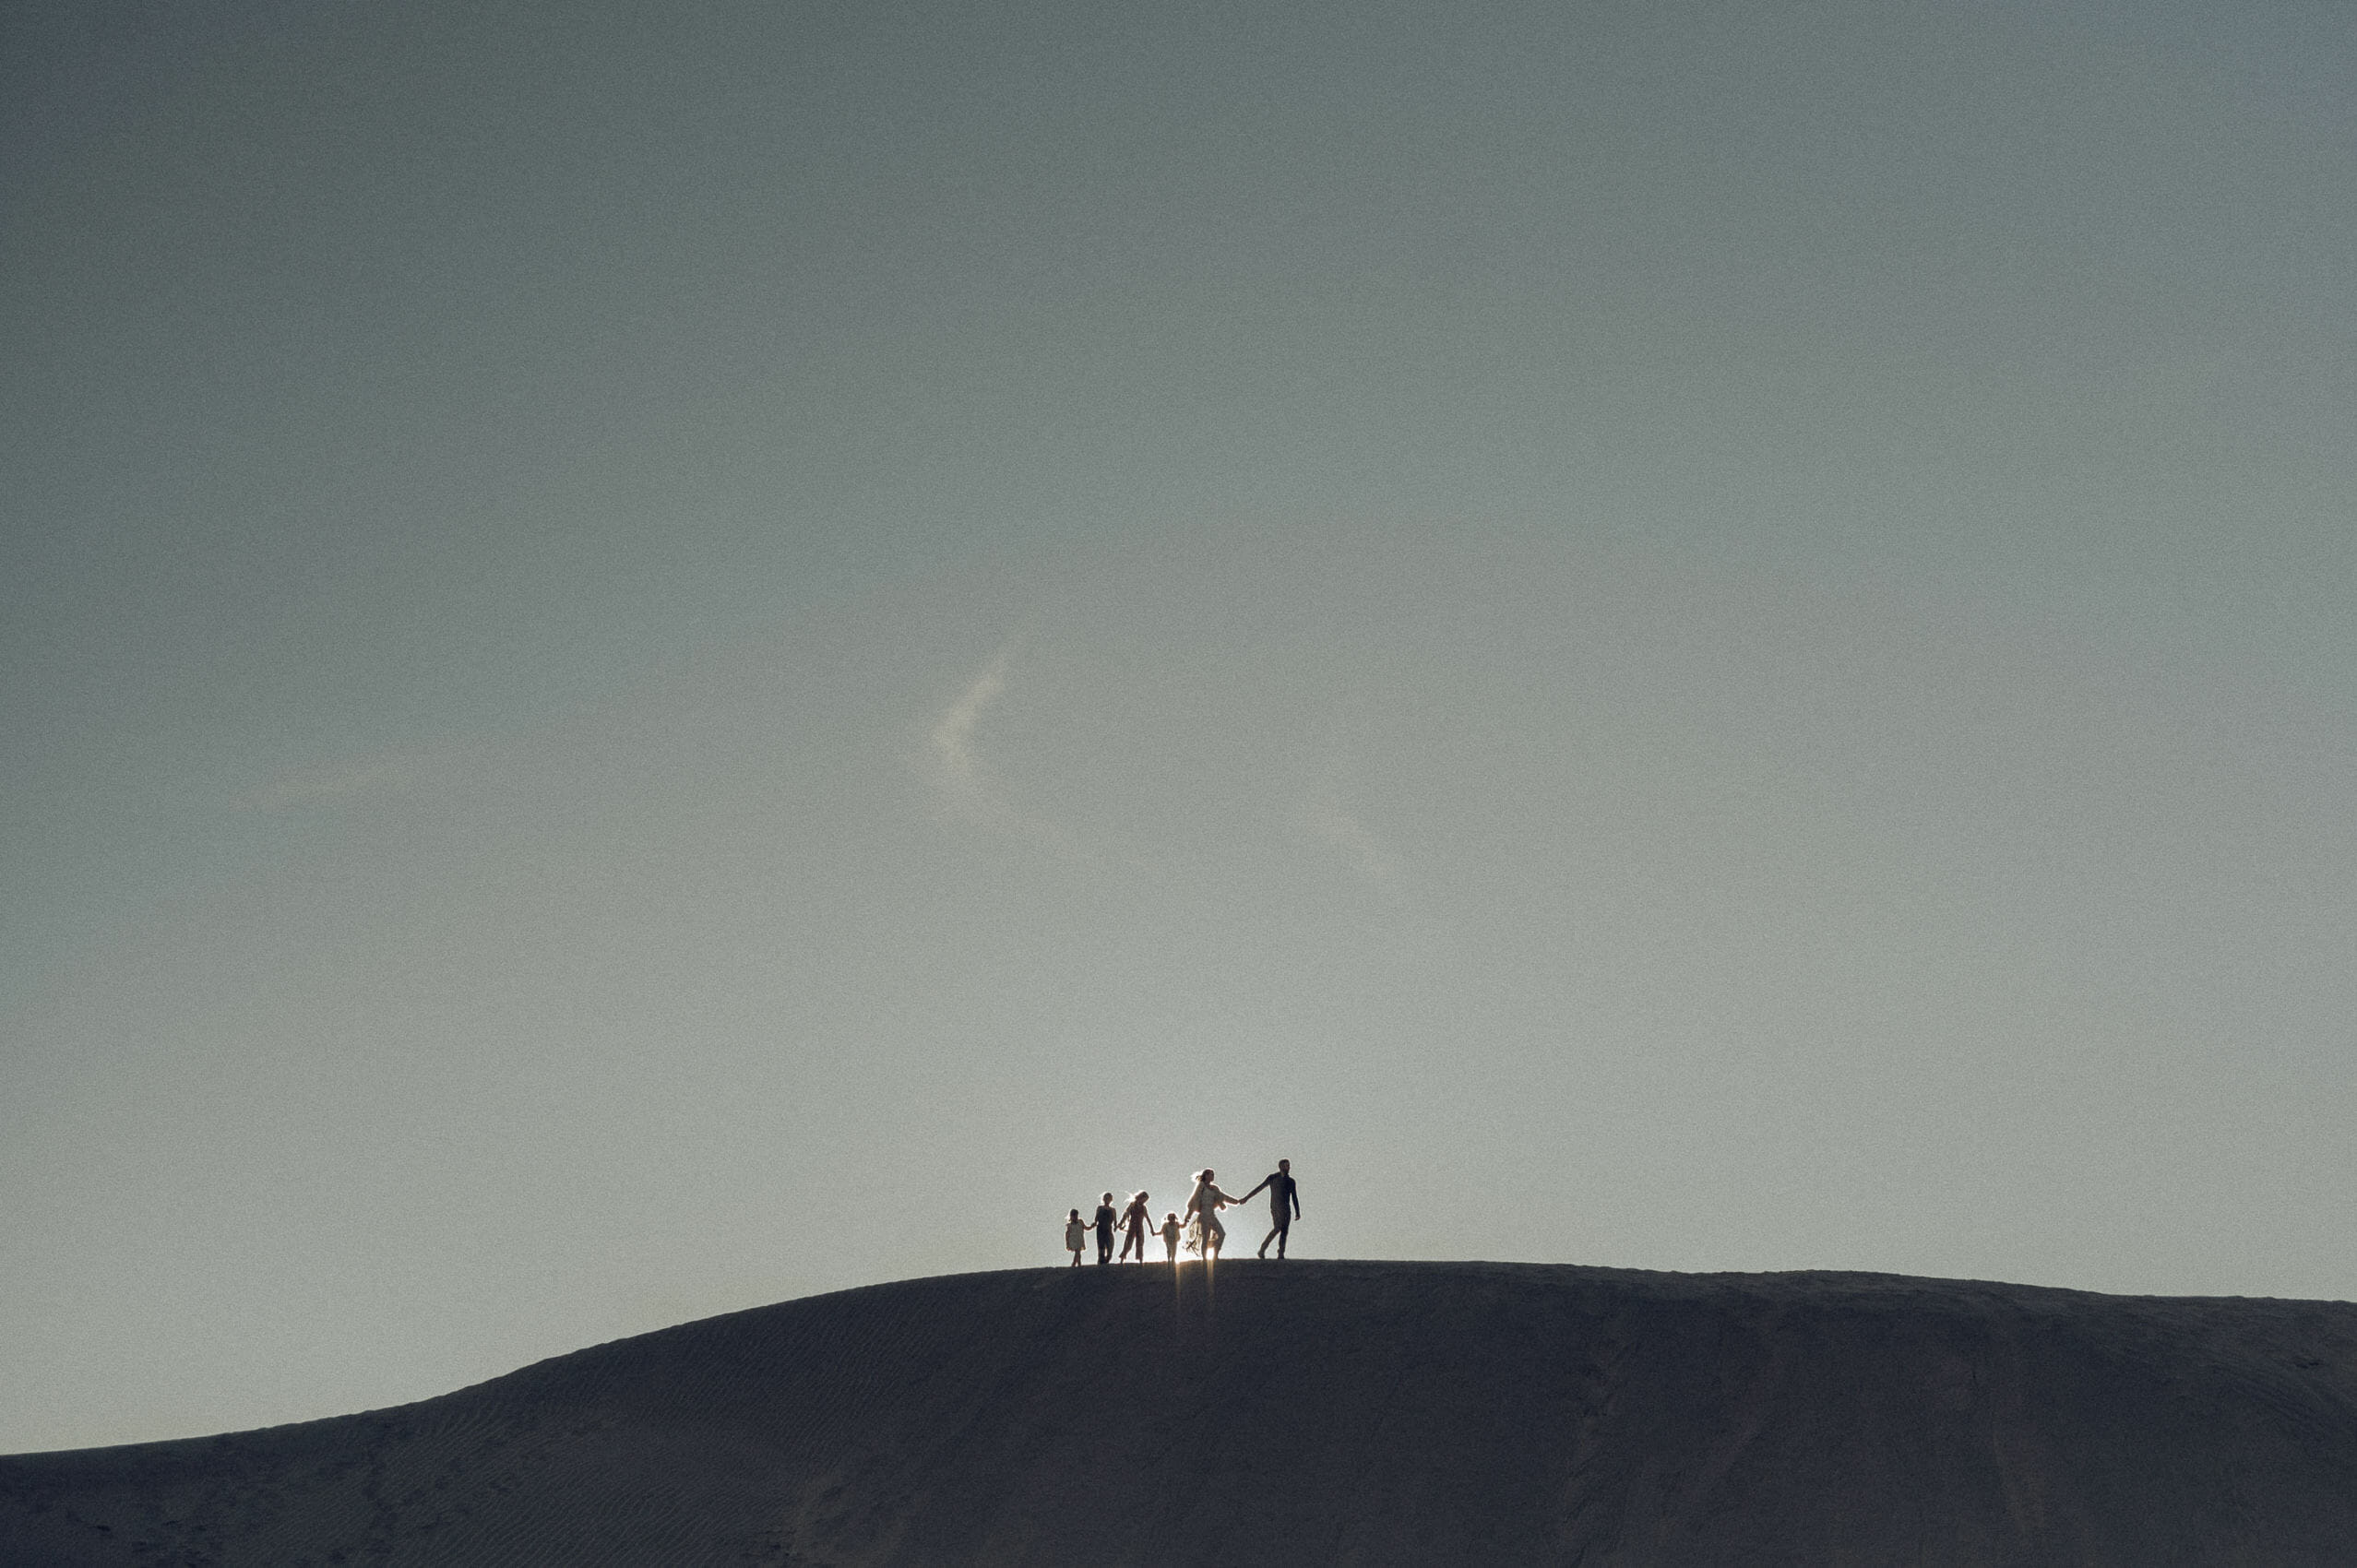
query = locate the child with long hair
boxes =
[1118,1192,1152,1262]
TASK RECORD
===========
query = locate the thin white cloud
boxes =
[927,648,1018,829]
[923,646,1085,856]
[1303,779,1402,890]
[238,748,476,813]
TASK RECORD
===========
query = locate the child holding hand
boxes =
[1160,1211,1184,1263]
[1065,1209,1088,1267]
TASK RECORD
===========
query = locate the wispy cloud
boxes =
[1303,779,1403,890]
[927,647,1018,829]
[923,645,1082,855]
[237,748,478,813]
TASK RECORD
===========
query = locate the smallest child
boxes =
[1065,1209,1088,1268]
[1160,1211,1184,1263]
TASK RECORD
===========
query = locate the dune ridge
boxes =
[6,1260,2357,1565]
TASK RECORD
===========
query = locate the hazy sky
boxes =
[5,0,2352,1454]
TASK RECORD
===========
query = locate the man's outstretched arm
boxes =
[1240,1176,1273,1203]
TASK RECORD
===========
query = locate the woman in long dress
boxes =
[1184,1169,1238,1259]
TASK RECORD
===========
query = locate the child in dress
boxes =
[1160,1211,1184,1263]
[1065,1208,1088,1267]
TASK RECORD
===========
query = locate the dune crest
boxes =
[6,1261,2356,1565]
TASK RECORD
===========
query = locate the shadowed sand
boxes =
[6,1261,2357,1565]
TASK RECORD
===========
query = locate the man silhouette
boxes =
[1242,1159,1301,1259]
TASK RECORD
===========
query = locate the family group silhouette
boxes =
[1065,1161,1302,1266]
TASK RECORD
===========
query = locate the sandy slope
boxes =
[5,1261,2356,1566]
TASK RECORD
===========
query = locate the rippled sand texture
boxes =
[6,1261,2357,1565]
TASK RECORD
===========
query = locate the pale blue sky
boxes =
[4,0,2352,1453]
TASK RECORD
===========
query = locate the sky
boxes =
[4,0,2352,1455]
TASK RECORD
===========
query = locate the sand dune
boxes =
[6,1261,2357,1565]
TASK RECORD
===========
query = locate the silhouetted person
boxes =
[1119,1192,1152,1262]
[1065,1209,1087,1267]
[1093,1193,1118,1265]
[1242,1159,1302,1259]
[1160,1211,1183,1262]
[1185,1169,1237,1259]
